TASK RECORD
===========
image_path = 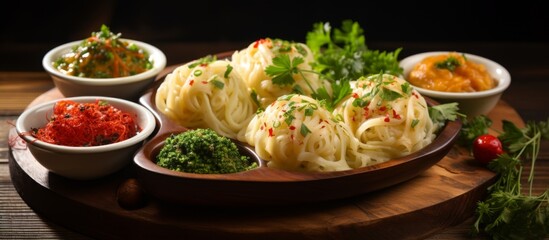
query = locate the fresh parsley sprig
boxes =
[463,116,549,239]
[265,55,305,86]
[427,102,464,130]
[306,20,403,82]
[264,54,350,111]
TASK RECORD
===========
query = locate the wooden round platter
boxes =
[8,83,523,240]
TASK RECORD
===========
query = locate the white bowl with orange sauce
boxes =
[399,51,511,117]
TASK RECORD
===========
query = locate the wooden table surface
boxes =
[1,42,548,239]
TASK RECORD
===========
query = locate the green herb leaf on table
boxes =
[469,117,549,239]
[458,115,493,148]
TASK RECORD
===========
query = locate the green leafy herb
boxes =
[458,115,493,148]
[265,55,304,86]
[351,74,408,110]
[435,56,461,72]
[306,20,403,81]
[428,102,463,130]
[472,118,549,239]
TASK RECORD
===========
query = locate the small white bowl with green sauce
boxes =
[42,28,166,101]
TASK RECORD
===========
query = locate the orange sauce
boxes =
[407,52,496,92]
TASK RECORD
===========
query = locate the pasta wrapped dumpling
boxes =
[231,38,326,108]
[246,94,355,172]
[333,74,436,164]
[155,58,257,142]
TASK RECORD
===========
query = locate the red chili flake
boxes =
[290,134,294,141]
[379,106,387,112]
[392,109,401,120]
[32,100,140,147]
[412,92,419,99]
[202,81,208,84]
[189,80,194,86]
[318,119,323,124]
[253,38,266,48]
[268,128,274,137]
[289,125,296,130]
[199,63,208,67]
[384,115,390,122]
[352,93,359,98]
[321,125,326,129]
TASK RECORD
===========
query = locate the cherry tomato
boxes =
[472,134,504,165]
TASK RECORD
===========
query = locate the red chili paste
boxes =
[32,100,140,146]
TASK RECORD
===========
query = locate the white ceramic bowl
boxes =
[15,96,156,180]
[399,51,511,117]
[42,39,167,101]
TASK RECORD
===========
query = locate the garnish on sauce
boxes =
[31,100,140,146]
[53,24,153,78]
[408,52,496,92]
[435,56,461,72]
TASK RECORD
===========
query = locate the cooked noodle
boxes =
[155,59,256,142]
[231,38,325,108]
[245,94,355,171]
[333,74,436,163]
[156,42,438,172]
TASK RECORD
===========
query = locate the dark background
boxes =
[1,0,547,71]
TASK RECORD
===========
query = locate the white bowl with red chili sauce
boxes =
[42,39,166,101]
[399,51,511,117]
[15,96,156,180]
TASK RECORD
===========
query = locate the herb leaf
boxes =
[471,118,549,239]
[458,115,493,148]
[435,56,461,72]
[428,102,462,128]
[265,55,304,86]
[306,20,403,81]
